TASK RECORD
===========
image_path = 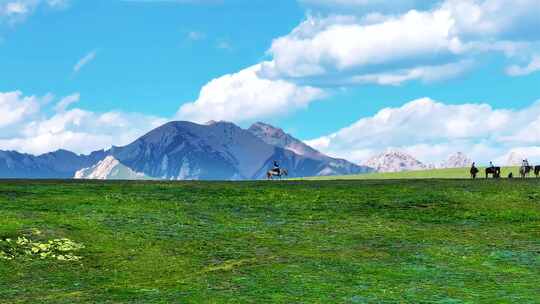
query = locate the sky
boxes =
[1,0,540,166]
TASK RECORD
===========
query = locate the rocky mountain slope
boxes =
[248,122,323,159]
[107,121,273,180]
[105,121,372,180]
[440,152,472,168]
[363,150,473,172]
[363,150,426,173]
[248,122,371,176]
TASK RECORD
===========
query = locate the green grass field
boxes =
[1,179,539,303]
[303,167,531,180]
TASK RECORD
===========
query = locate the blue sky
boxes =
[0,0,304,116]
[1,0,540,165]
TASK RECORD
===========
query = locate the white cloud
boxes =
[176,63,326,123]
[299,0,428,14]
[262,10,464,80]
[442,0,540,38]
[0,91,167,155]
[73,50,97,73]
[54,92,79,112]
[170,0,540,125]
[261,0,540,86]
[0,90,41,128]
[121,0,223,4]
[46,0,68,7]
[306,98,540,165]
[0,0,69,24]
[349,60,473,85]
[506,56,540,76]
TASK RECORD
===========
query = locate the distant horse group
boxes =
[470,165,540,179]
[519,165,540,178]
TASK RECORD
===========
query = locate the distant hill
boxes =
[506,151,527,166]
[0,149,106,179]
[439,152,472,168]
[362,150,427,173]
[106,121,371,180]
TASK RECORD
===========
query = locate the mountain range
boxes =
[0,149,106,179]
[0,121,371,180]
[363,150,473,173]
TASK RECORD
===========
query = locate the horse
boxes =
[535,166,540,178]
[519,165,533,179]
[266,168,288,180]
[485,167,501,179]
[470,166,479,179]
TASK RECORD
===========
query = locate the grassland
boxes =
[0,179,539,303]
[303,167,529,180]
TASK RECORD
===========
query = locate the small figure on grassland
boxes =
[470,162,479,179]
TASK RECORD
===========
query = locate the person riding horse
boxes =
[520,159,533,178]
[272,160,280,174]
[485,161,501,179]
[470,162,479,179]
[267,161,288,180]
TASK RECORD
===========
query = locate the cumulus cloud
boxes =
[0,91,43,128]
[262,10,464,80]
[261,0,540,85]
[176,63,326,123]
[171,0,540,124]
[0,91,167,155]
[441,0,540,39]
[306,98,540,165]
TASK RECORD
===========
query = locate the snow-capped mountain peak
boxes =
[74,156,148,180]
[362,150,426,173]
[440,152,472,168]
[506,151,526,166]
